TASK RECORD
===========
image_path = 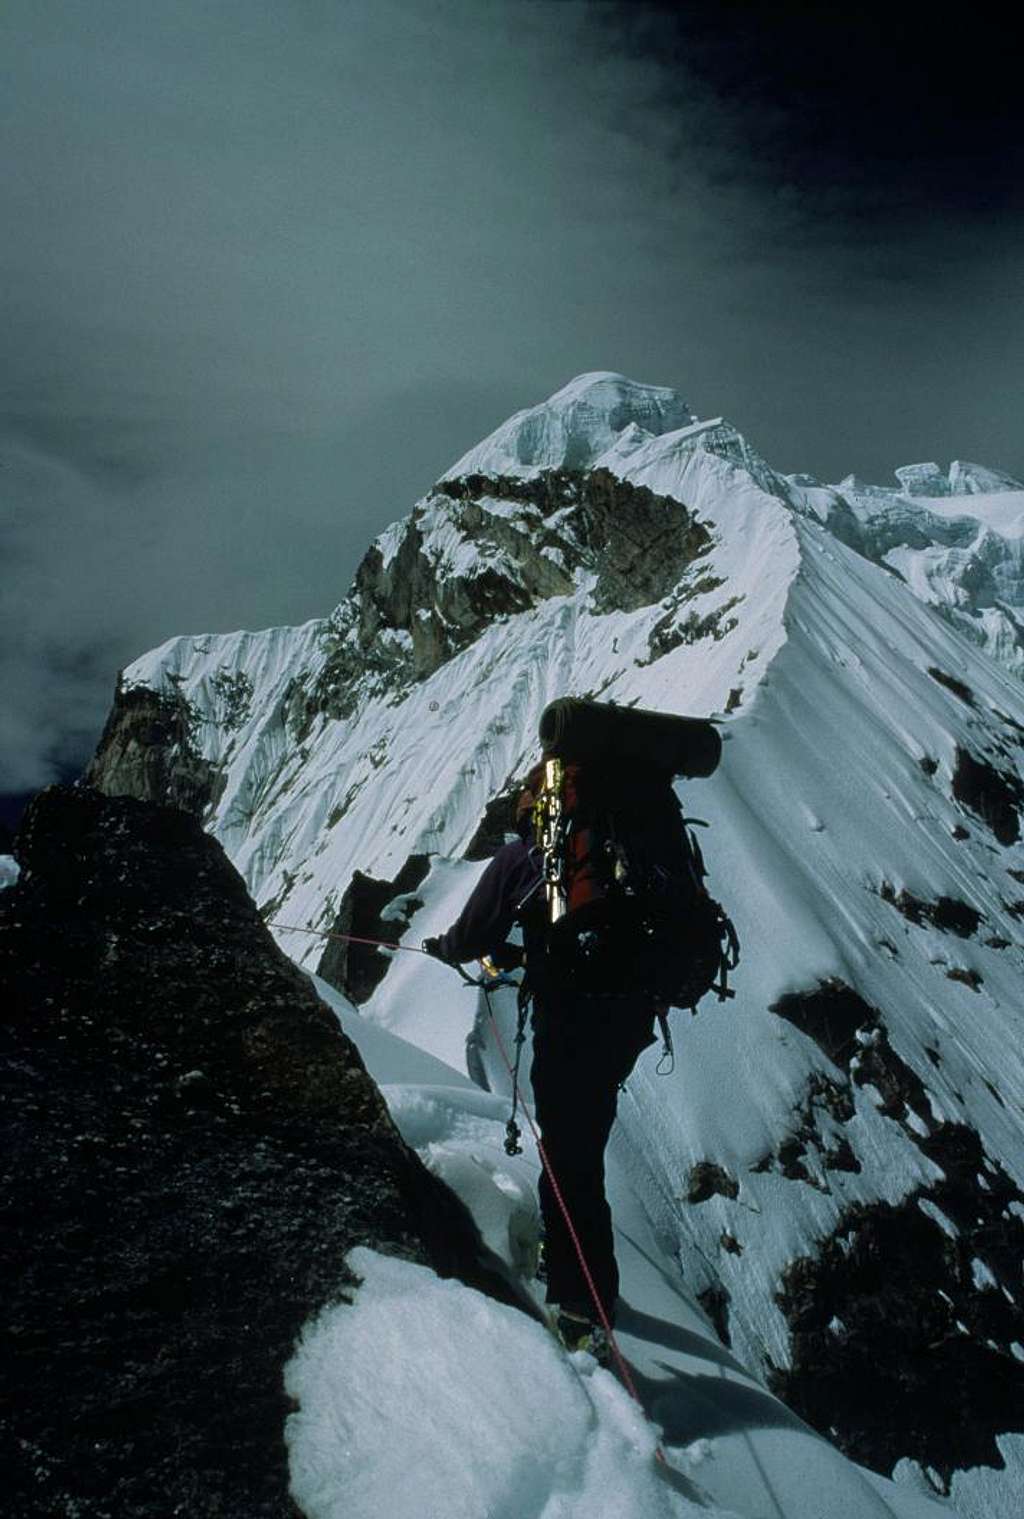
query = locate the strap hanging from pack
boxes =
[711,910,741,1002]
[655,1010,675,1076]
[502,978,533,1156]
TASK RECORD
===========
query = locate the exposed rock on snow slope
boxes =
[0,786,507,1518]
[89,372,1024,1513]
[85,679,230,814]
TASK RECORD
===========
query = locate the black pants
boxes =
[529,990,655,1322]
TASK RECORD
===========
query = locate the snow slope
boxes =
[108,374,1024,1515]
[290,980,950,1519]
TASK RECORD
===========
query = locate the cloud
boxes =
[1,440,124,789]
[2,0,1022,796]
[0,372,534,792]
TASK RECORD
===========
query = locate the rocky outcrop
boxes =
[0,788,503,1518]
[766,979,1024,1492]
[86,678,226,817]
[315,854,430,1002]
[772,1164,1024,1495]
[463,783,524,861]
[769,978,877,1071]
[438,469,710,614]
[878,882,982,937]
[952,745,1023,845]
[308,468,710,719]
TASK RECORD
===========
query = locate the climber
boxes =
[423,699,735,1358]
[423,769,659,1358]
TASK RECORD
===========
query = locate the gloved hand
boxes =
[421,937,446,960]
[487,942,525,971]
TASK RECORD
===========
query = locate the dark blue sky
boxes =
[2,0,1021,816]
[588,2,1022,217]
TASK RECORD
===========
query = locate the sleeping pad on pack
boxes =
[537,697,721,778]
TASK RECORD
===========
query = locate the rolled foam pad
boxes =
[538,697,721,778]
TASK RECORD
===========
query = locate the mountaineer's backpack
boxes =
[528,699,739,1012]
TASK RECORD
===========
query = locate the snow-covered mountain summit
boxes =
[444,370,697,477]
[88,374,1024,1515]
[446,369,787,501]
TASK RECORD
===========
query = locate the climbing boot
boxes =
[554,1308,612,1368]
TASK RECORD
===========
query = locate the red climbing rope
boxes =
[269,923,428,953]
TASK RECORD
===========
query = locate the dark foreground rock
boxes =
[0,787,504,1518]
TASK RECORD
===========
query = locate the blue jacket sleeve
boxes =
[437,839,542,964]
